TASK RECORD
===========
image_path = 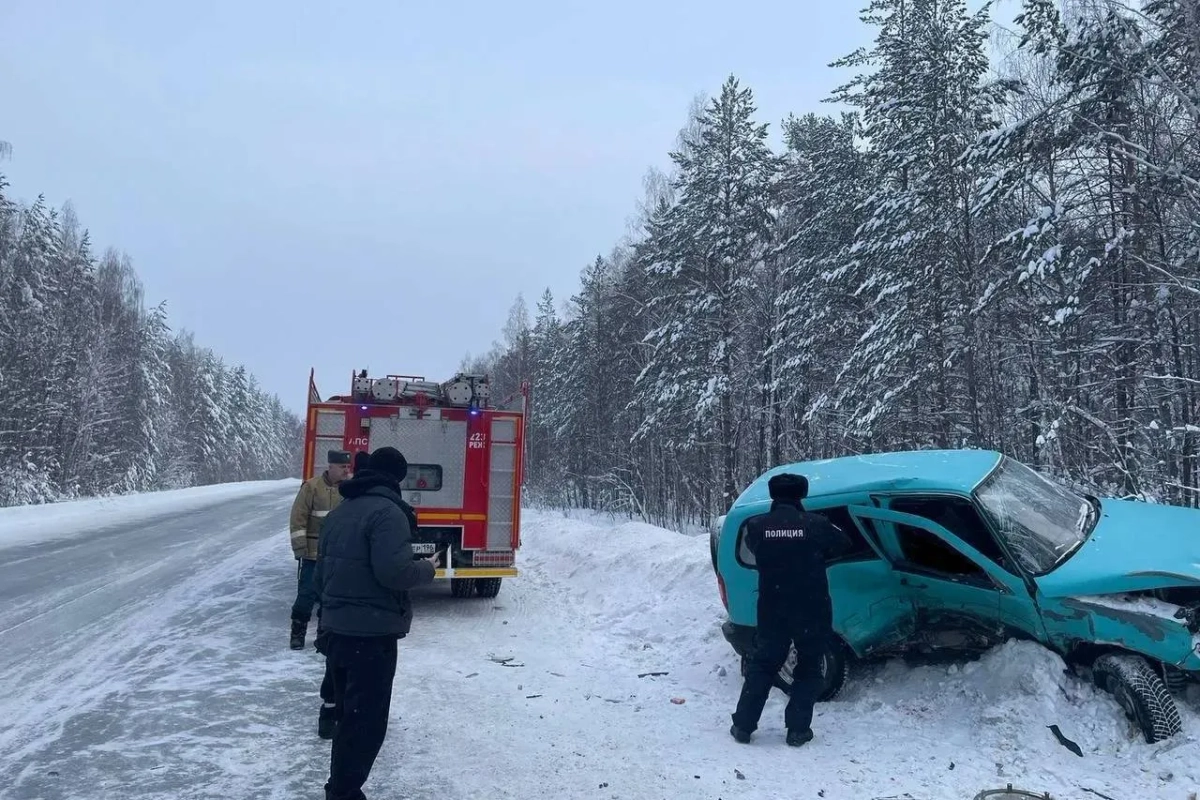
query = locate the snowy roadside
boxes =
[0,478,298,552]
[3,500,1199,799]
[492,509,1200,800]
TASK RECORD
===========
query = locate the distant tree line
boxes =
[0,168,302,506]
[467,0,1200,529]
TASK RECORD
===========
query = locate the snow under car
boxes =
[710,449,1200,743]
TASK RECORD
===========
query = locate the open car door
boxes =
[824,514,916,657]
[846,505,1047,643]
[735,511,916,658]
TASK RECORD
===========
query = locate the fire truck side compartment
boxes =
[310,409,347,477]
[487,417,519,551]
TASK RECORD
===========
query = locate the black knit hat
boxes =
[768,473,809,502]
[368,446,408,482]
[353,450,370,473]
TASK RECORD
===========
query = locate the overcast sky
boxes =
[0,0,893,414]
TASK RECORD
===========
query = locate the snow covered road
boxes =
[2,492,1199,799]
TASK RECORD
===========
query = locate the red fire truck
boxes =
[301,368,528,599]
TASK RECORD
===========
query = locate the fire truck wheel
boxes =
[451,579,476,598]
[475,578,502,598]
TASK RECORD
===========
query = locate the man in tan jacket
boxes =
[289,449,352,649]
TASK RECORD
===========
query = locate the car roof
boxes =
[732,449,1003,508]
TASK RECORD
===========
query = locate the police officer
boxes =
[730,472,852,747]
[288,449,352,650]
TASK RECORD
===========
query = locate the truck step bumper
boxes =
[434,567,518,579]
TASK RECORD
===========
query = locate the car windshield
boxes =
[974,457,1098,574]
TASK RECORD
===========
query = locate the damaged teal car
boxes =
[711,449,1200,743]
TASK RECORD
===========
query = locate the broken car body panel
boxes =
[1036,499,1200,597]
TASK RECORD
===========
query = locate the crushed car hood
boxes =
[1036,498,1200,598]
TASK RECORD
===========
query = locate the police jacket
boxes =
[744,501,854,611]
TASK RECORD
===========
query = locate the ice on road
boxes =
[1,490,1199,799]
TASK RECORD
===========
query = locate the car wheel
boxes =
[474,578,502,598]
[450,578,476,598]
[771,640,849,702]
[1092,652,1183,743]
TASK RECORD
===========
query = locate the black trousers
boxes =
[291,558,320,623]
[732,603,829,734]
[323,633,399,800]
[320,658,335,705]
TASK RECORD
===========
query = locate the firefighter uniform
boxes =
[730,473,852,746]
[289,450,350,650]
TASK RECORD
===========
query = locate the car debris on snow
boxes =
[1047,724,1083,757]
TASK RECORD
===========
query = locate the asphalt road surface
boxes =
[0,486,309,800]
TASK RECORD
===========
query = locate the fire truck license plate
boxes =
[411,543,436,554]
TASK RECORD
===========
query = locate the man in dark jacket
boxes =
[314,449,379,740]
[730,472,853,747]
[314,446,439,800]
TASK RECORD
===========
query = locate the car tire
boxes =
[450,578,476,598]
[742,640,849,701]
[1092,652,1183,743]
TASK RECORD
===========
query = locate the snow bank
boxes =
[0,479,298,552]
[522,507,725,650]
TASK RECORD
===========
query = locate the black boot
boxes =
[318,704,338,740]
[786,728,813,747]
[290,619,306,650]
[730,724,752,744]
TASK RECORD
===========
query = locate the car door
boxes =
[826,557,916,656]
[733,506,917,657]
[825,510,917,655]
[847,505,1047,643]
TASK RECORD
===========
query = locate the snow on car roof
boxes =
[733,449,1004,508]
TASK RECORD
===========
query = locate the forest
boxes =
[0,167,302,506]
[468,0,1200,530]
